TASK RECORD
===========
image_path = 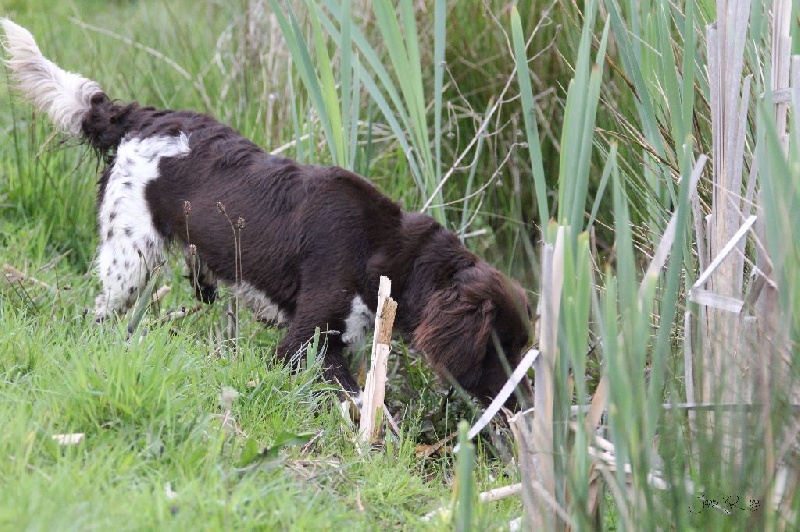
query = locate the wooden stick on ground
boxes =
[359,276,397,444]
[422,482,524,522]
[3,264,50,289]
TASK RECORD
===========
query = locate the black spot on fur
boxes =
[106,229,114,240]
[123,181,133,189]
[124,227,133,237]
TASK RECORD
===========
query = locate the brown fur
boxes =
[43,89,535,407]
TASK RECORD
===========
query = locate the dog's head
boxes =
[413,261,531,407]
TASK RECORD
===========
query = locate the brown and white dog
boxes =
[1,19,531,406]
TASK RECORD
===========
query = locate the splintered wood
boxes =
[359,276,397,444]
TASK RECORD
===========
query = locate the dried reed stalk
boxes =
[698,0,795,475]
[704,0,752,416]
[512,227,565,529]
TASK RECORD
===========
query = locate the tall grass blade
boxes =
[587,142,616,230]
[433,0,445,197]
[510,6,549,229]
[270,0,337,164]
[316,0,442,219]
[338,0,354,168]
[561,11,610,238]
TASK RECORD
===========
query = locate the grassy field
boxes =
[0,1,530,529]
[2,0,799,530]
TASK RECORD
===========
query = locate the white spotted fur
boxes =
[232,281,288,325]
[342,296,375,347]
[94,134,191,319]
[1,18,103,136]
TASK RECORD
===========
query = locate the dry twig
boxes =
[3,263,50,289]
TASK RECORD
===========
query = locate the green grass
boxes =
[1,258,517,529]
[0,218,524,528]
[0,2,530,529]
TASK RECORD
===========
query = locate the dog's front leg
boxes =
[277,315,360,398]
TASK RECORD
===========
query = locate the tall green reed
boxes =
[271,0,447,222]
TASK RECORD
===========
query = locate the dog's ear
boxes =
[413,267,497,392]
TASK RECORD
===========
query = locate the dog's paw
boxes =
[339,391,363,425]
[194,283,217,305]
[94,292,111,322]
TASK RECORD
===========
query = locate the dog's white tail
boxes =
[1,19,103,136]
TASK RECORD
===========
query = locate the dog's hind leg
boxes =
[94,135,190,320]
[94,178,164,321]
[95,172,165,320]
[94,233,163,320]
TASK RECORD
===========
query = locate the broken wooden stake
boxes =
[359,276,397,444]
